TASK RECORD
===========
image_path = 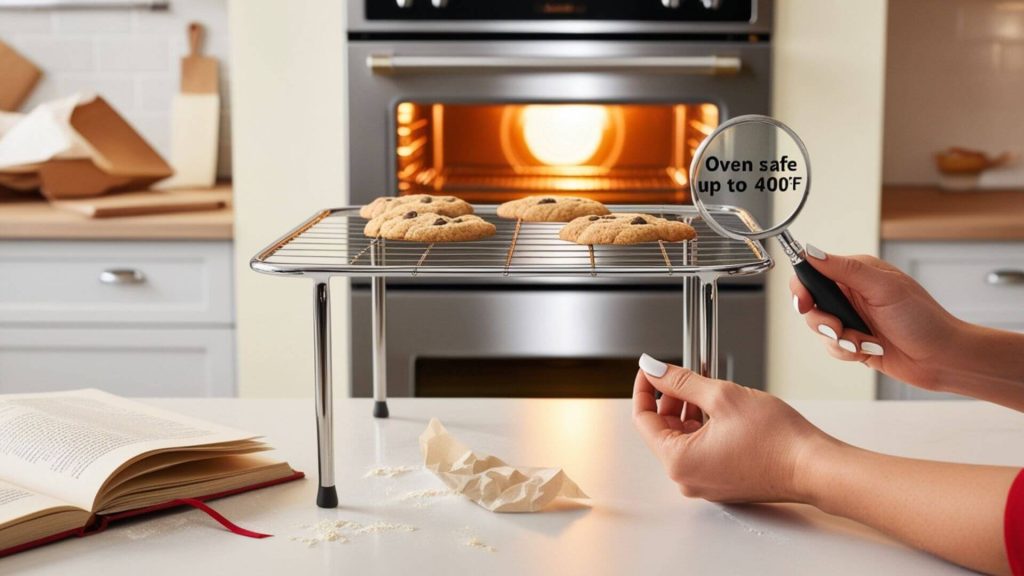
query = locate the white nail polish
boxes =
[861,342,884,356]
[792,295,800,313]
[639,353,668,378]
[805,244,827,260]
[817,324,837,340]
[838,339,857,353]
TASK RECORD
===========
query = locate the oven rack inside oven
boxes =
[251,204,772,279]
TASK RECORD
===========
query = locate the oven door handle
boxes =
[366,55,742,75]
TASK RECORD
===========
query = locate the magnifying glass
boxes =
[689,114,872,335]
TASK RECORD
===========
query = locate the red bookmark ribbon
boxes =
[169,498,272,539]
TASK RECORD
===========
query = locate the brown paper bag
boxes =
[0,93,172,199]
[0,41,42,112]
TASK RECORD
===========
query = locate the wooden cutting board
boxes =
[159,22,220,189]
[0,40,42,111]
[52,188,228,219]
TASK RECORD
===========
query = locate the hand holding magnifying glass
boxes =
[689,115,872,335]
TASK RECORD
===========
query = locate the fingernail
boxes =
[792,295,800,314]
[838,339,857,353]
[817,324,837,340]
[639,353,668,378]
[861,342,884,356]
[805,244,827,260]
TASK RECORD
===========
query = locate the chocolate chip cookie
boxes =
[496,195,610,222]
[359,194,474,219]
[364,210,495,242]
[558,213,696,245]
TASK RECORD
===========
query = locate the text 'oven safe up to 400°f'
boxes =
[697,155,804,197]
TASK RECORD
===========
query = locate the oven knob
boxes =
[661,0,681,8]
[700,0,722,8]
[395,0,412,7]
[431,0,448,6]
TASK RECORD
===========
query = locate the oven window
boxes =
[415,357,683,398]
[395,102,719,204]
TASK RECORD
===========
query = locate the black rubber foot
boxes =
[373,401,390,419]
[316,485,338,508]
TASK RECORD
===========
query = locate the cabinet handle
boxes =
[99,269,146,285]
[986,269,1024,286]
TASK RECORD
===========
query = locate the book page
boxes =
[0,479,75,530]
[0,389,256,511]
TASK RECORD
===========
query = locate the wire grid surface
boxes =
[251,205,771,279]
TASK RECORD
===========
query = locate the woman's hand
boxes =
[791,247,963,391]
[632,357,835,503]
[631,355,1017,574]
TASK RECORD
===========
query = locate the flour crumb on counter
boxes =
[464,536,496,553]
[455,526,496,553]
[398,488,457,507]
[364,465,418,478]
[291,518,416,547]
[353,521,417,535]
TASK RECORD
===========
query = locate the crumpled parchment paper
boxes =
[419,418,588,513]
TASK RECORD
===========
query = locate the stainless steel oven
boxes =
[347,0,773,397]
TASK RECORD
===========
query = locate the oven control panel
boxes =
[365,0,754,22]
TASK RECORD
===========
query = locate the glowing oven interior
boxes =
[395,102,719,204]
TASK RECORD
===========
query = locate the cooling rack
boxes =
[250,203,773,509]
[251,204,770,278]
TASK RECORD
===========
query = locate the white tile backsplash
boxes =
[55,73,136,112]
[0,12,53,33]
[54,11,132,33]
[0,0,231,177]
[12,37,96,72]
[96,36,170,71]
[884,0,1024,185]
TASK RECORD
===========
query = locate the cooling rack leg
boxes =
[682,277,701,372]
[371,275,389,419]
[313,279,337,508]
[698,277,719,380]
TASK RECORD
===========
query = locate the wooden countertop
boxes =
[0,186,233,240]
[881,185,1024,241]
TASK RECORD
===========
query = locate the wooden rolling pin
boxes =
[160,22,220,189]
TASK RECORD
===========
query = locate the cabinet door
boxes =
[0,241,233,325]
[0,328,235,397]
[880,241,1024,400]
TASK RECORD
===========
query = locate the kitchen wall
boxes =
[768,0,887,400]
[884,0,1024,185]
[229,0,349,398]
[0,0,231,176]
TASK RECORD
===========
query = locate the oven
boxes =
[347,0,773,397]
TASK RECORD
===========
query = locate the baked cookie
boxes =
[359,194,473,219]
[559,213,696,245]
[496,196,610,222]
[406,214,496,243]
[364,210,495,242]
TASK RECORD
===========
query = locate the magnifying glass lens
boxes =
[690,119,809,238]
[690,115,873,336]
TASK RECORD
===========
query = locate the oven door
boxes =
[347,39,771,227]
[351,286,765,397]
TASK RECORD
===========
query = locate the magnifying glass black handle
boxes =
[793,260,872,335]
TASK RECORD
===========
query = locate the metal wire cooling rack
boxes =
[251,204,771,278]
[250,203,773,510]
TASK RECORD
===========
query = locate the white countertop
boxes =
[6,398,1023,575]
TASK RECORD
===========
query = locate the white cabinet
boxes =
[0,240,235,397]
[879,241,1024,400]
[0,327,234,397]
[0,241,233,325]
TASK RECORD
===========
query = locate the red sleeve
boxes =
[1007,468,1024,576]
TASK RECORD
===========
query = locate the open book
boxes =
[0,389,302,557]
